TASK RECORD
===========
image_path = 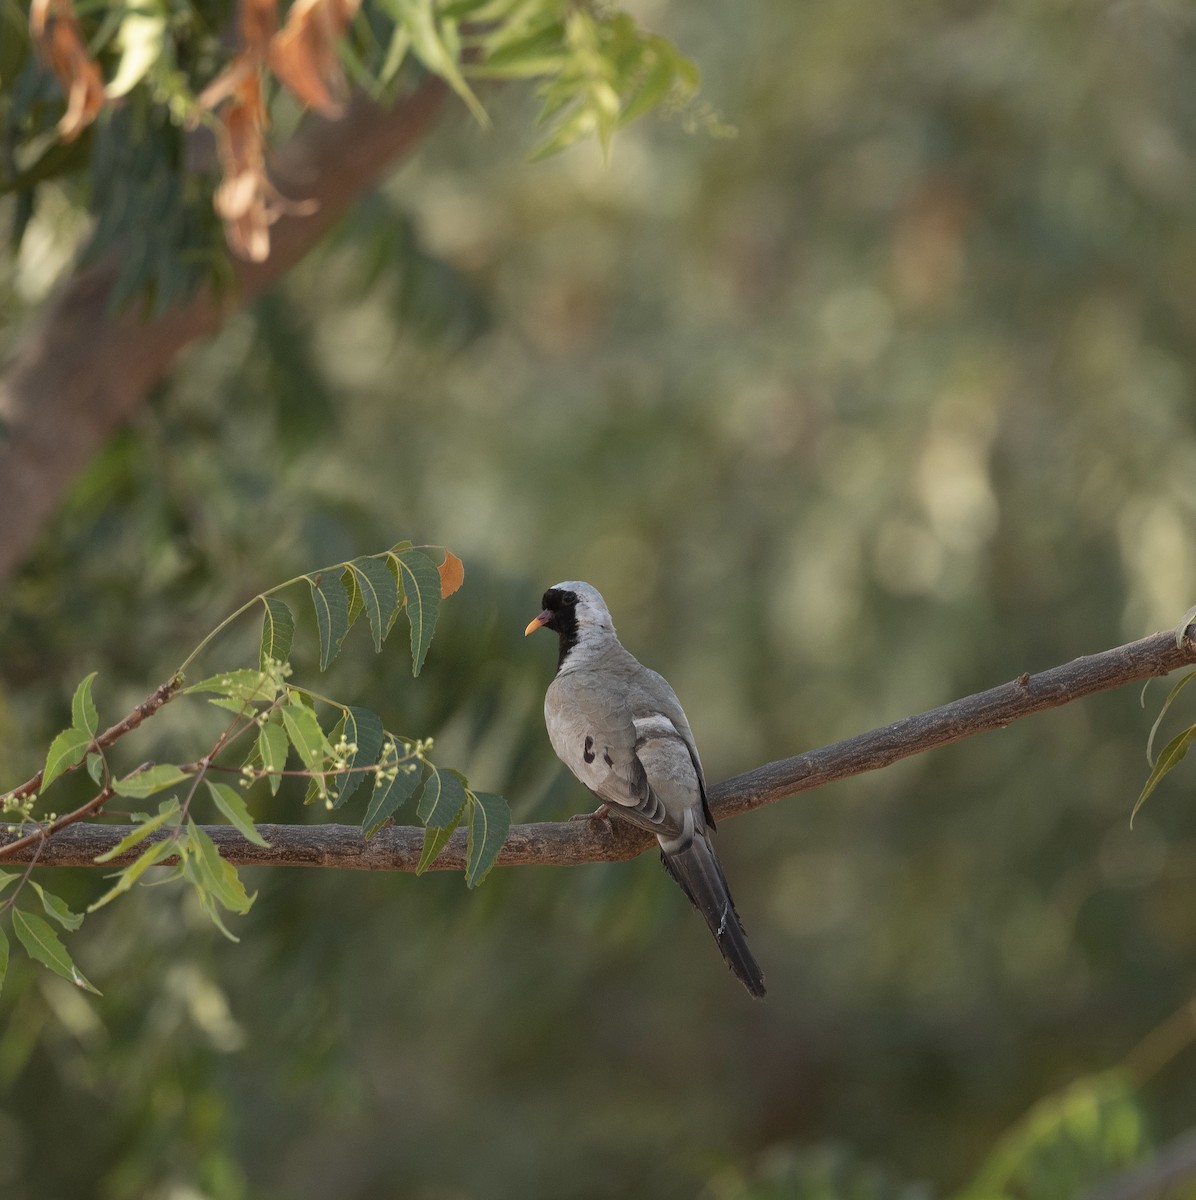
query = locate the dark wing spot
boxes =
[603,749,614,768]
[583,736,595,764]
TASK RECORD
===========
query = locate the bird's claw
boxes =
[570,804,610,824]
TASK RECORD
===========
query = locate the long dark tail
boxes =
[659,832,766,998]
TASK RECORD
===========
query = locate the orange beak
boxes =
[524,611,551,636]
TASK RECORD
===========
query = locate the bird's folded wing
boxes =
[630,716,705,848]
[584,716,702,842]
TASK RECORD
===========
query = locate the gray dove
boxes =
[526,582,766,998]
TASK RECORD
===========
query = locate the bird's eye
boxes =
[542,589,561,610]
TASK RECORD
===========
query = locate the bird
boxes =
[525,581,766,998]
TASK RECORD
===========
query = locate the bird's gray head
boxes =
[524,581,616,670]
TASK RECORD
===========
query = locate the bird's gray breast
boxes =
[544,670,643,801]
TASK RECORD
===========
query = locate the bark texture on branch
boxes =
[0,79,447,587]
[713,626,1196,819]
[3,626,1193,870]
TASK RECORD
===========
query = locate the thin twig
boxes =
[0,836,46,917]
[2,626,1193,870]
[0,778,121,860]
[1,678,180,807]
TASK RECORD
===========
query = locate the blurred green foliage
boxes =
[5,0,1196,1197]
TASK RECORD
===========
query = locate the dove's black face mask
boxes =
[541,588,580,670]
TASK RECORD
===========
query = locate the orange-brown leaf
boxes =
[197,51,257,111]
[29,0,106,141]
[438,550,465,599]
[211,72,274,262]
[207,68,317,261]
[268,0,362,116]
[239,0,279,57]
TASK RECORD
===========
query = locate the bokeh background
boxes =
[5,0,1196,1196]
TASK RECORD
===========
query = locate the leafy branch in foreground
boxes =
[718,1070,1152,1200]
[9,0,701,283]
[0,542,504,994]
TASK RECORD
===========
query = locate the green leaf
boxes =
[1146,669,1196,766]
[94,798,180,863]
[308,572,351,670]
[113,764,188,799]
[1132,724,1196,826]
[86,753,105,785]
[529,102,597,161]
[472,25,566,79]
[105,1,166,98]
[349,557,400,652]
[88,838,177,912]
[71,671,99,738]
[396,0,490,126]
[183,668,277,705]
[0,871,18,898]
[417,805,464,875]
[42,728,92,790]
[417,765,468,828]
[361,761,424,838]
[207,781,270,847]
[342,566,364,636]
[465,791,510,887]
[138,860,186,889]
[12,909,100,994]
[961,1072,1146,1200]
[280,703,331,779]
[618,42,686,125]
[202,696,267,715]
[195,892,241,941]
[259,597,295,669]
[378,22,411,86]
[334,707,385,809]
[29,882,84,931]
[200,899,241,941]
[257,721,289,796]
[0,927,8,997]
[184,821,255,914]
[391,549,442,675]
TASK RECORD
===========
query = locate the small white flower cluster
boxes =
[246,663,291,728]
[1,790,39,824]
[331,737,358,773]
[374,739,402,786]
[262,657,293,684]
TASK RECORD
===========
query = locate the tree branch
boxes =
[712,625,1196,820]
[0,77,448,587]
[2,626,1193,870]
